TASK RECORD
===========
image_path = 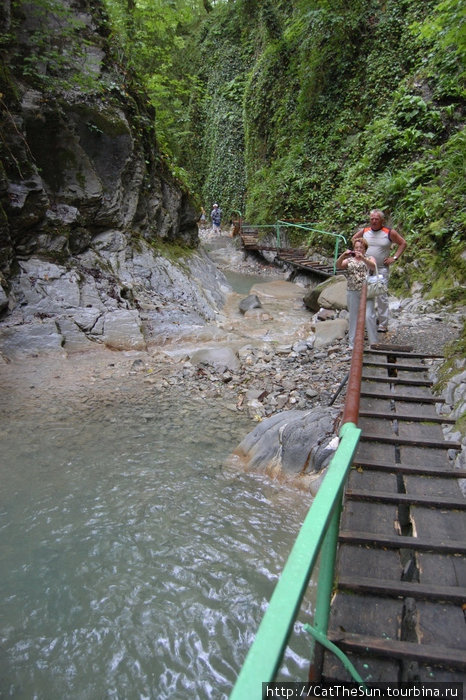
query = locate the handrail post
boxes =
[342,283,366,425]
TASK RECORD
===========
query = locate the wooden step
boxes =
[327,631,466,670]
[360,390,443,403]
[352,458,466,479]
[363,361,431,371]
[337,575,466,604]
[366,349,444,359]
[359,433,462,449]
[338,530,466,554]
[358,409,455,423]
[345,488,466,510]
[362,375,433,386]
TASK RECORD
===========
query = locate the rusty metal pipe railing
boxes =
[341,282,367,426]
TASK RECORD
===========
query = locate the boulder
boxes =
[314,318,348,348]
[303,275,346,312]
[318,277,348,310]
[190,346,240,371]
[232,407,339,485]
[239,294,262,314]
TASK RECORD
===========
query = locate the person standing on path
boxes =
[352,209,407,333]
[337,238,378,350]
[210,203,222,232]
[199,207,206,227]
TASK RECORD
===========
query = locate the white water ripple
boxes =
[1,394,315,698]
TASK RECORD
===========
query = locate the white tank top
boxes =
[362,227,392,268]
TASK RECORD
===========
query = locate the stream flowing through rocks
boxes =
[0,231,463,698]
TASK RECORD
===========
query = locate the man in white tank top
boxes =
[352,209,407,333]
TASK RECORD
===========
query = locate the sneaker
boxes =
[377,326,388,333]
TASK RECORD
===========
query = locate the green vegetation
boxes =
[2,0,464,292]
[100,0,465,292]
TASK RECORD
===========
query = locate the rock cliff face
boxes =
[0,0,224,356]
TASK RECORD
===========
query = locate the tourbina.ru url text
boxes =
[262,683,464,699]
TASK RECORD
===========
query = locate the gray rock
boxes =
[233,407,338,477]
[303,275,346,312]
[190,346,240,371]
[317,276,348,310]
[56,317,96,352]
[239,294,262,314]
[0,321,65,359]
[314,318,348,348]
[100,310,146,351]
[0,285,8,311]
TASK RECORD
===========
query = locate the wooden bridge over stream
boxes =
[237,223,338,279]
[321,343,466,684]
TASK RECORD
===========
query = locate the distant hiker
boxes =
[337,238,378,350]
[199,207,206,227]
[210,203,222,232]
[352,209,406,333]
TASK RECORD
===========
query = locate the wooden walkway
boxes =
[239,226,335,279]
[323,345,466,683]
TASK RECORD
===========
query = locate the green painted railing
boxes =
[230,287,368,699]
[276,221,347,273]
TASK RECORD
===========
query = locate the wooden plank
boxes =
[361,375,433,386]
[337,543,401,580]
[367,345,415,353]
[359,397,393,412]
[325,593,402,681]
[352,458,466,479]
[345,488,466,510]
[340,501,398,535]
[366,357,440,367]
[415,601,466,655]
[417,552,466,588]
[338,530,466,554]
[347,468,397,491]
[366,349,444,359]
[394,402,448,418]
[404,474,466,498]
[358,416,395,435]
[358,410,455,423]
[327,632,466,670]
[397,420,458,443]
[361,389,443,403]
[359,433,461,449]
[363,361,430,372]
[410,506,466,543]
[400,444,462,466]
[337,575,466,603]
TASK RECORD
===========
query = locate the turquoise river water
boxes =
[0,268,317,699]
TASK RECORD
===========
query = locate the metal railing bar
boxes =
[342,283,367,425]
[229,422,361,698]
[276,220,347,246]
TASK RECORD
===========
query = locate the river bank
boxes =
[1,230,464,426]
